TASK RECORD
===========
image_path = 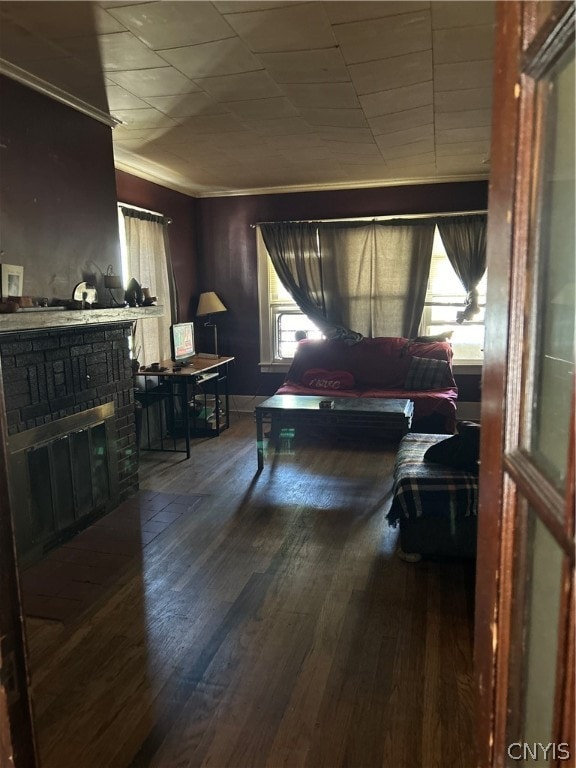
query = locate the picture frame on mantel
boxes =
[1,264,24,299]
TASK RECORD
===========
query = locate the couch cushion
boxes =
[404,356,451,390]
[302,368,355,390]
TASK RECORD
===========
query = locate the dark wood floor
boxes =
[25,414,477,768]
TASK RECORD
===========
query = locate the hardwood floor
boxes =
[25,414,477,768]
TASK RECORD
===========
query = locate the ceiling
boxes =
[0,1,495,197]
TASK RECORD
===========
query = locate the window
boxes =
[118,204,173,366]
[258,221,487,369]
[419,227,487,364]
[257,229,322,368]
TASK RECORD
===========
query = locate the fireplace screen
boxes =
[8,403,119,565]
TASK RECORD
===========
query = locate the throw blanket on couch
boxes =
[275,336,458,433]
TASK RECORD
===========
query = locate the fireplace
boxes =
[0,315,146,565]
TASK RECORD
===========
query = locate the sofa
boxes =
[275,337,458,433]
[386,432,479,559]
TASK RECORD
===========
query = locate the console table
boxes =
[135,356,234,459]
[255,395,413,470]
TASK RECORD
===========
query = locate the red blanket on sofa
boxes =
[275,337,458,433]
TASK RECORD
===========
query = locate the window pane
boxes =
[528,48,575,491]
[277,312,322,359]
[519,511,564,758]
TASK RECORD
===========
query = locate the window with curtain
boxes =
[118,205,175,366]
[258,213,487,368]
[419,226,487,363]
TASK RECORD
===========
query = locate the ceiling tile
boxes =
[226,97,298,120]
[107,2,235,49]
[313,126,375,144]
[172,113,245,134]
[434,60,493,91]
[385,151,436,168]
[369,105,433,135]
[433,24,494,64]
[336,154,385,166]
[435,87,492,112]
[324,1,430,25]
[436,141,490,157]
[350,50,432,95]
[214,2,296,12]
[436,155,488,172]
[360,81,433,118]
[223,3,335,53]
[258,48,350,84]
[268,135,326,149]
[376,124,433,148]
[158,38,261,79]
[435,109,491,131]
[194,70,282,102]
[436,126,491,144]
[323,141,382,156]
[377,138,435,159]
[334,10,431,65]
[243,117,314,136]
[299,108,368,129]
[280,83,360,109]
[281,146,334,162]
[143,93,229,118]
[106,84,149,110]
[432,1,495,29]
[108,67,200,96]
[61,32,168,71]
[112,107,178,129]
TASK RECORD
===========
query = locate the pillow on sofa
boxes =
[302,368,355,390]
[423,422,480,473]
[404,356,450,390]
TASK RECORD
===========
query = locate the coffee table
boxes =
[255,395,414,469]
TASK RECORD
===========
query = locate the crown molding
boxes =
[0,59,121,128]
[114,149,489,200]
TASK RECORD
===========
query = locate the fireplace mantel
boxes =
[0,305,164,334]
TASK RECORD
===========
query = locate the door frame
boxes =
[475,2,575,765]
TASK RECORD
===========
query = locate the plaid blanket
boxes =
[386,433,479,525]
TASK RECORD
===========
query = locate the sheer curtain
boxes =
[320,220,435,337]
[122,209,173,365]
[261,219,435,339]
[437,214,487,322]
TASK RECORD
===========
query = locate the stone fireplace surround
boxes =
[0,307,162,562]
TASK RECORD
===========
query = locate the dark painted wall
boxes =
[196,182,488,396]
[115,170,198,323]
[0,76,121,303]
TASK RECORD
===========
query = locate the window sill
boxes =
[453,361,483,374]
[260,361,292,374]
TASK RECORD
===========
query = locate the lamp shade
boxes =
[197,291,227,316]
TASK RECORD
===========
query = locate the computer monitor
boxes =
[170,322,196,365]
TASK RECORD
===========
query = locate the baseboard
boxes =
[229,395,269,413]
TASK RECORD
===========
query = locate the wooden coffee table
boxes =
[255,395,414,469]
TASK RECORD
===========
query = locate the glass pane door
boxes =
[528,48,575,491]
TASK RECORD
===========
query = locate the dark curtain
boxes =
[437,214,487,322]
[260,222,351,339]
[261,219,436,339]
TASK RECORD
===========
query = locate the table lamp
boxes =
[196,291,227,358]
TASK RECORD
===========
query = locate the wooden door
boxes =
[475,2,575,766]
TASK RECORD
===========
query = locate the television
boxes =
[170,322,196,365]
